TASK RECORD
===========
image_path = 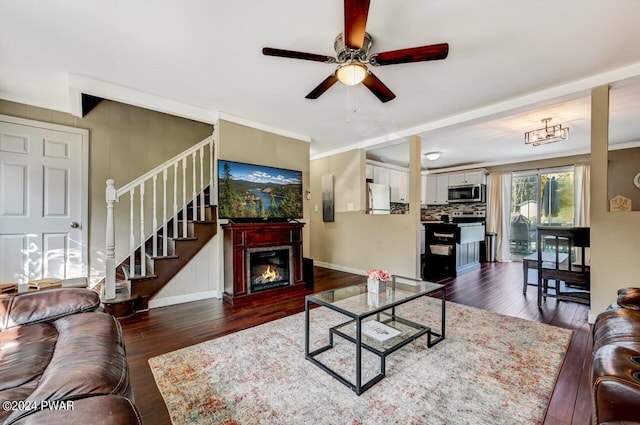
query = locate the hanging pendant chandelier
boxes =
[525,118,569,146]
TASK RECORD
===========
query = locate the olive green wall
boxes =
[0,99,213,284]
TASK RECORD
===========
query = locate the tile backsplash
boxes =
[391,202,409,214]
[421,203,486,221]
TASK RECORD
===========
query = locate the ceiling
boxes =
[1,1,640,170]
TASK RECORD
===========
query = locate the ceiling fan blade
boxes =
[362,72,396,103]
[262,47,336,63]
[305,74,339,99]
[344,0,370,49]
[370,43,449,66]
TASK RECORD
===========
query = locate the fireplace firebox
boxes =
[247,247,292,293]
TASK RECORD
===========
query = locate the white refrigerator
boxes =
[367,183,391,214]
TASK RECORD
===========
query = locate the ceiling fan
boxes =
[262,0,449,103]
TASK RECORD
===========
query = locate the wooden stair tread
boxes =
[127,274,159,281]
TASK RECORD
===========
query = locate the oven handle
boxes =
[433,232,455,238]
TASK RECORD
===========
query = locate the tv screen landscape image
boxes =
[218,160,303,221]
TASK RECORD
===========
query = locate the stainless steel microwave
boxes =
[448,184,486,203]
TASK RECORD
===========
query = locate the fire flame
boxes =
[261,266,279,282]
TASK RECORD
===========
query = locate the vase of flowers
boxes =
[366,269,391,294]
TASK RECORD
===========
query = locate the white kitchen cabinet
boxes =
[400,172,409,203]
[370,163,409,203]
[425,174,449,205]
[421,174,428,204]
[373,166,390,186]
[436,175,449,204]
[447,173,465,186]
[365,164,374,180]
[389,170,409,203]
[448,170,486,186]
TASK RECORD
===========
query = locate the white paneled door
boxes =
[0,115,88,285]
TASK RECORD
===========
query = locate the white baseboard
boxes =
[313,261,365,277]
[587,309,598,324]
[149,290,222,309]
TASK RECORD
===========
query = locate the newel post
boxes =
[105,179,117,300]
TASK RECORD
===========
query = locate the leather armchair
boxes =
[0,288,139,425]
[592,288,640,425]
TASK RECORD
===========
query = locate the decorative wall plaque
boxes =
[610,195,632,212]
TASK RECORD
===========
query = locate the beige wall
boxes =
[590,86,640,317]
[310,146,421,278]
[217,119,311,253]
[0,99,213,284]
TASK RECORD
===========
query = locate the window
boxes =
[510,167,574,258]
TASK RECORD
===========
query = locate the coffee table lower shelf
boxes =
[307,312,443,395]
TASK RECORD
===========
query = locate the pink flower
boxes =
[366,269,391,281]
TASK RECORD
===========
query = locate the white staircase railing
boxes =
[104,133,215,300]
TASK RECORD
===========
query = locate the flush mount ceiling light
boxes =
[336,61,367,86]
[525,118,570,146]
[424,151,442,161]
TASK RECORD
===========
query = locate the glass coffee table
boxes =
[304,275,445,395]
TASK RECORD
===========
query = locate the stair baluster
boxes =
[199,146,205,220]
[162,168,168,257]
[139,182,146,277]
[182,158,187,237]
[129,189,135,279]
[152,175,158,258]
[173,162,178,239]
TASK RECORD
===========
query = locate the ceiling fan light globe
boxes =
[337,63,367,86]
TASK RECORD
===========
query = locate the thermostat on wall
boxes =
[634,171,640,189]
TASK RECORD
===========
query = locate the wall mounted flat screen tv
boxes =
[217,160,303,221]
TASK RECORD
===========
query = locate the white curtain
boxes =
[574,164,591,226]
[487,172,512,262]
[573,164,591,264]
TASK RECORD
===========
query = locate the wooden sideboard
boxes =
[222,222,305,305]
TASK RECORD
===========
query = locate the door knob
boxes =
[70,222,80,229]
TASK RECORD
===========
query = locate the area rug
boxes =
[149,298,572,425]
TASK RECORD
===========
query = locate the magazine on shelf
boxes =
[361,320,402,342]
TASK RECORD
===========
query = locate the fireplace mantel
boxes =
[222,222,305,304]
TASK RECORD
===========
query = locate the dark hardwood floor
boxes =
[119,262,592,425]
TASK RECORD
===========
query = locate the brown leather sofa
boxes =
[0,288,141,425]
[592,287,640,425]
